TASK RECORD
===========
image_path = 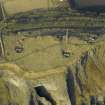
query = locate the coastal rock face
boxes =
[1,0,105,104]
[0,38,105,105]
[34,73,71,105]
[0,65,38,105]
[67,41,105,105]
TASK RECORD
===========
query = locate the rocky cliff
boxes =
[0,36,105,105]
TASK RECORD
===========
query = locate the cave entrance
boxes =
[35,86,56,105]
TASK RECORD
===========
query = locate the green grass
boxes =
[3,34,92,72]
[4,35,66,71]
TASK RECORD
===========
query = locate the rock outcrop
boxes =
[0,64,38,105]
[1,37,105,105]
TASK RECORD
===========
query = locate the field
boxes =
[4,0,60,14]
[3,34,92,72]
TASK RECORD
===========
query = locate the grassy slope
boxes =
[1,35,105,105]
[3,34,92,72]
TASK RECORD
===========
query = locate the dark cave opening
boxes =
[35,86,56,105]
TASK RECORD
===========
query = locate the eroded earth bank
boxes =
[0,36,105,105]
